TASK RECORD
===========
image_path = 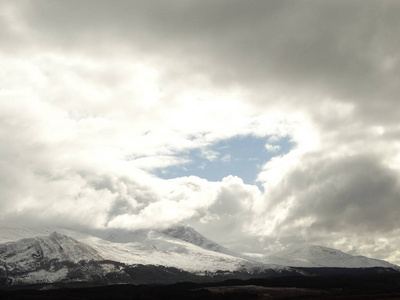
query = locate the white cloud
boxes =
[200,148,219,162]
[264,144,280,152]
[1,0,400,265]
[221,154,231,163]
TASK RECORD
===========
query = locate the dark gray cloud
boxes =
[17,0,400,123]
[286,154,400,233]
[253,149,400,258]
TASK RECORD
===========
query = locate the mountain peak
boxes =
[282,245,350,258]
[49,231,68,240]
[162,224,199,239]
[162,225,228,253]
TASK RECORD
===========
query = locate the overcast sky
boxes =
[1,0,400,264]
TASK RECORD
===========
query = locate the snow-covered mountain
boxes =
[162,225,231,253]
[0,226,398,286]
[0,232,102,263]
[158,226,399,270]
[75,226,266,273]
[0,232,125,285]
[161,225,264,263]
[0,226,288,286]
[245,245,400,270]
[0,227,55,243]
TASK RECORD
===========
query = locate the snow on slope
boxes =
[245,245,400,270]
[161,225,267,266]
[0,227,53,243]
[159,226,399,271]
[162,225,231,253]
[1,227,398,276]
[0,232,103,266]
[0,232,109,285]
[76,228,262,273]
[0,227,263,273]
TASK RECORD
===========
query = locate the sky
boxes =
[1,0,400,264]
[154,135,293,187]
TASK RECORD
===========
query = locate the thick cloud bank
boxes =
[1,1,400,264]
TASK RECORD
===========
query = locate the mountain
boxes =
[162,225,231,253]
[160,226,399,270]
[0,227,294,286]
[245,245,400,270]
[0,227,55,243]
[0,228,299,286]
[0,232,102,263]
[0,226,398,287]
[0,232,128,285]
[77,227,275,273]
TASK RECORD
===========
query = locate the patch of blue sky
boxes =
[154,135,294,186]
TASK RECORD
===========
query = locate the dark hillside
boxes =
[1,270,400,300]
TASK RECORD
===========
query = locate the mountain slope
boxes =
[246,245,400,269]
[162,225,232,254]
[0,226,398,287]
[0,227,53,243]
[0,232,125,285]
[0,228,301,286]
[154,226,399,271]
[0,227,269,274]
[0,232,103,263]
[76,228,267,273]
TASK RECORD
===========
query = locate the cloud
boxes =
[265,144,280,152]
[1,1,400,264]
[221,154,231,163]
[200,148,219,162]
[189,176,262,250]
[19,0,400,122]
[256,153,400,234]
[251,126,400,260]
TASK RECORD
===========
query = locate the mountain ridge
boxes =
[0,226,398,286]
[245,244,399,269]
